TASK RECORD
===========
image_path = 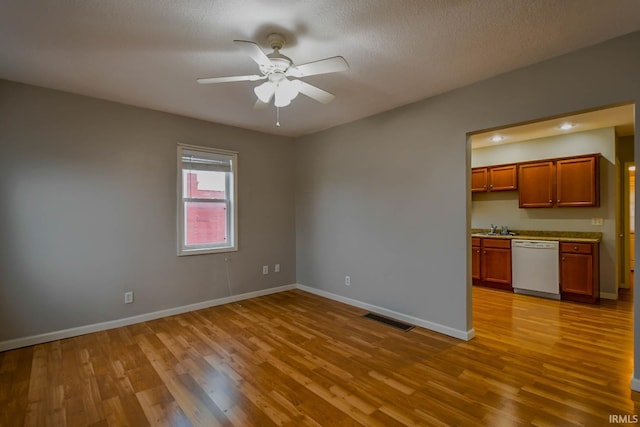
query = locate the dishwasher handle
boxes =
[512,240,559,249]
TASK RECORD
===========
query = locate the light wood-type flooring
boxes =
[1,287,639,426]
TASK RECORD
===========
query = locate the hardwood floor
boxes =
[1,287,639,426]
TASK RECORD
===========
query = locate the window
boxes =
[177,144,237,255]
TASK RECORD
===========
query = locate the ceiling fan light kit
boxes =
[197,33,348,126]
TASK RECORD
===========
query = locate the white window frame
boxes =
[177,144,238,256]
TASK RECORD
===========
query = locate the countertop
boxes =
[471,229,601,243]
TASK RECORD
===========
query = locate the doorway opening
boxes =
[622,162,636,299]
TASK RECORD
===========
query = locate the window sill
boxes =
[178,246,238,256]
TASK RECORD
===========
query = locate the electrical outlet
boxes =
[274,263,280,273]
[124,291,134,304]
[345,275,351,286]
[591,218,604,226]
[262,265,269,275]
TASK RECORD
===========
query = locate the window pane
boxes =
[184,201,227,246]
[183,170,226,200]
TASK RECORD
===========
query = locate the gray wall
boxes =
[472,128,617,297]
[0,80,296,341]
[295,32,640,353]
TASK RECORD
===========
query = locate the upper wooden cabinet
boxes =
[471,168,488,192]
[556,156,599,207]
[472,164,517,193]
[518,161,555,208]
[518,154,599,208]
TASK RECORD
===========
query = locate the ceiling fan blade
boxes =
[197,75,264,84]
[286,56,349,78]
[296,80,335,104]
[233,40,272,69]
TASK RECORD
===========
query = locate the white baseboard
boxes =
[295,284,474,341]
[631,376,640,392]
[0,284,296,352]
[600,292,618,300]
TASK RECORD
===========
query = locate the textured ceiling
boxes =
[1,0,640,137]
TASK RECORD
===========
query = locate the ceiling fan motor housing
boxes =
[267,33,286,50]
[260,34,292,74]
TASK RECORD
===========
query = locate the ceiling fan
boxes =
[197,33,349,110]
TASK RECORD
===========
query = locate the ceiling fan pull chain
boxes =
[276,106,281,127]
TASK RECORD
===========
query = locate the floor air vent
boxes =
[363,313,414,332]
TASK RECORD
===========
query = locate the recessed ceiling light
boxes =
[490,135,504,143]
[559,122,575,130]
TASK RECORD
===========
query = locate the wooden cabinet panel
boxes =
[518,161,555,208]
[482,247,512,285]
[488,165,517,191]
[472,168,488,192]
[472,165,517,193]
[473,238,512,291]
[560,241,599,303]
[517,155,599,209]
[482,238,511,249]
[472,242,481,280]
[556,156,599,207]
[560,253,593,295]
[559,242,592,254]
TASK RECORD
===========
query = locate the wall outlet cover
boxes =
[262,265,269,275]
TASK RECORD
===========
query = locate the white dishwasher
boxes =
[511,239,560,300]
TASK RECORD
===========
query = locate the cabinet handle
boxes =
[562,257,565,261]
[483,251,487,254]
[558,200,560,203]
[476,250,480,253]
[549,200,552,203]
[489,184,493,188]
[573,246,578,251]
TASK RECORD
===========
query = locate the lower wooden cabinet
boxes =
[473,238,512,291]
[472,238,481,280]
[560,241,599,303]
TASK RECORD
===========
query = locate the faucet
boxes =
[489,224,498,234]
[500,225,509,235]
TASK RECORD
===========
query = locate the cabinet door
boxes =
[556,156,599,207]
[518,161,555,208]
[481,247,512,285]
[472,245,481,280]
[560,253,593,295]
[471,168,488,192]
[489,165,517,191]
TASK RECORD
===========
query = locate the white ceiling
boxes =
[2,1,640,137]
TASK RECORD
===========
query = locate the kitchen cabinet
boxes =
[518,161,555,208]
[560,241,599,303]
[472,237,481,280]
[472,165,517,193]
[473,238,512,291]
[556,156,599,207]
[518,154,599,208]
